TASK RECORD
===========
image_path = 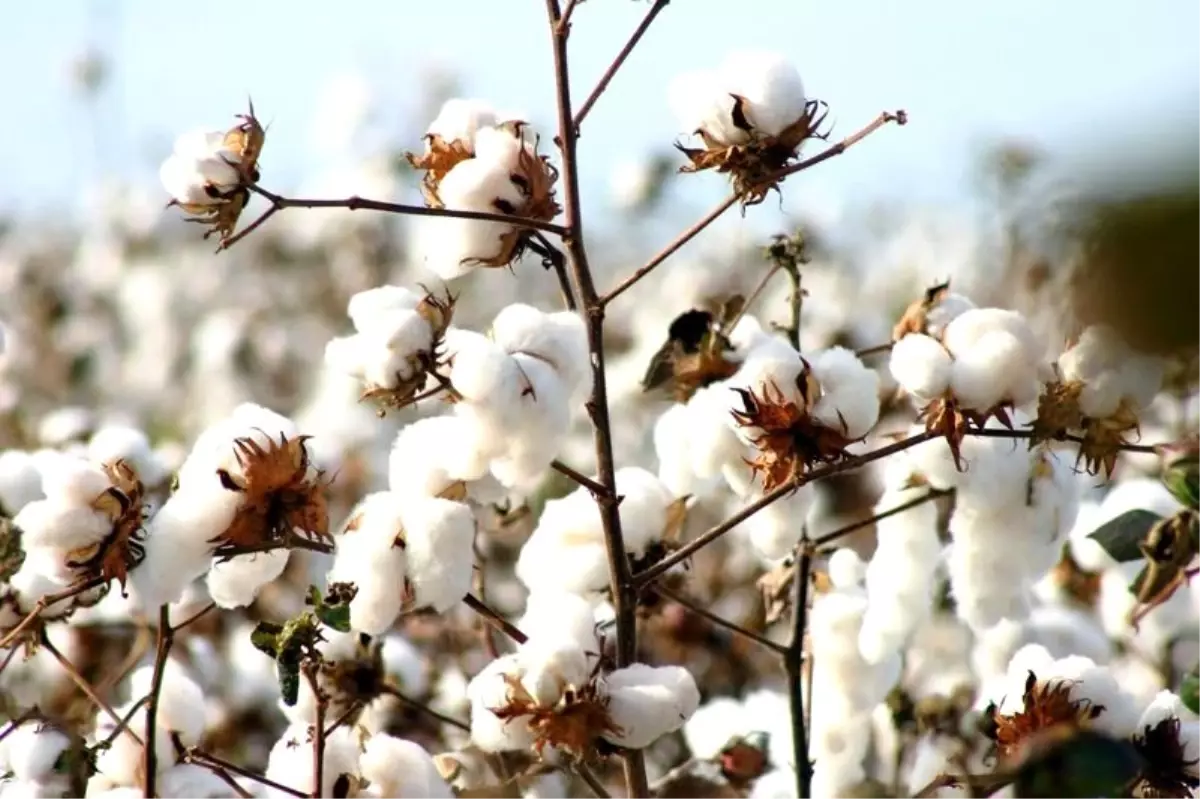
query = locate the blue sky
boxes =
[1,0,1197,219]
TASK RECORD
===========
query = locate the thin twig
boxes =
[170,601,216,633]
[187,749,307,799]
[722,262,782,336]
[0,576,107,649]
[463,593,528,645]
[572,0,670,130]
[781,262,803,351]
[322,701,364,738]
[144,604,175,797]
[855,341,894,358]
[381,684,470,732]
[97,695,149,749]
[225,185,568,249]
[966,426,1159,453]
[304,663,326,799]
[551,459,608,496]
[813,489,951,549]
[786,540,814,798]
[601,110,907,306]
[559,0,583,30]
[545,2,647,794]
[574,762,612,798]
[38,629,143,747]
[191,759,254,798]
[0,708,39,746]
[633,430,941,586]
[210,533,333,562]
[652,583,787,655]
[0,640,21,678]
[216,203,280,250]
[529,231,578,311]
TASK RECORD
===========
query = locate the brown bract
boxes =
[989,671,1104,763]
[172,103,266,248]
[406,121,561,271]
[359,290,457,415]
[920,393,1015,471]
[642,309,741,402]
[1128,511,1200,630]
[66,459,147,595]
[731,371,855,493]
[1030,380,1142,478]
[210,432,332,554]
[892,281,952,340]
[677,98,829,206]
[492,674,622,760]
[1132,717,1200,798]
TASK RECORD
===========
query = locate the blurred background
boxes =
[0,0,1195,464]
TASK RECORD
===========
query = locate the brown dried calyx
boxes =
[920,392,1017,471]
[892,280,953,340]
[642,301,744,402]
[984,671,1105,764]
[359,289,457,416]
[66,459,147,595]
[210,432,332,555]
[172,102,266,249]
[731,367,858,493]
[1131,716,1200,798]
[677,99,829,206]
[492,673,622,760]
[407,121,561,270]
[1031,376,1142,478]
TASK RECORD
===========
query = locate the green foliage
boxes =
[1088,509,1163,562]
[1181,668,1199,716]
[1013,729,1143,798]
[249,584,356,705]
[1162,450,1199,511]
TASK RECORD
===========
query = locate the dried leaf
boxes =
[0,517,24,582]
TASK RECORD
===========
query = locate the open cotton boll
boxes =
[0,450,44,513]
[426,98,498,145]
[129,660,207,746]
[668,69,749,146]
[1136,691,1200,768]
[328,492,408,633]
[686,384,750,480]
[207,549,289,609]
[810,346,880,438]
[389,416,491,500]
[265,724,360,799]
[924,293,977,337]
[519,592,603,653]
[828,548,867,590]
[2,724,70,783]
[346,285,423,331]
[359,735,453,798]
[420,158,525,279]
[401,496,476,612]
[467,655,538,752]
[490,303,589,396]
[602,664,700,749]
[88,425,165,486]
[942,308,1041,362]
[517,490,610,596]
[682,696,746,759]
[13,498,110,553]
[612,466,676,557]
[40,456,110,507]
[445,330,522,405]
[949,329,1038,410]
[158,764,240,798]
[718,51,807,137]
[890,333,953,401]
[519,639,592,706]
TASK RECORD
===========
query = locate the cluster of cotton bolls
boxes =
[517,466,681,596]
[655,316,880,561]
[468,591,700,754]
[669,52,809,148]
[409,99,559,279]
[890,299,1048,413]
[0,721,73,797]
[385,302,589,495]
[158,130,245,210]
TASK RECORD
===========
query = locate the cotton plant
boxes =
[407,98,561,279]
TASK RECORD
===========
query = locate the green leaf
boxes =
[1088,509,1164,562]
[250,622,283,659]
[1163,455,1200,510]
[315,600,351,633]
[1181,668,1199,715]
[277,651,302,707]
[0,518,24,582]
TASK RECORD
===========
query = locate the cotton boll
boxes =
[682,697,746,759]
[157,764,239,798]
[359,734,453,798]
[402,496,476,612]
[13,499,110,553]
[445,330,521,404]
[332,539,406,635]
[265,724,360,799]
[828,548,866,590]
[346,285,422,331]
[0,450,44,513]
[810,346,880,438]
[613,467,675,557]
[3,724,70,783]
[88,425,164,486]
[427,98,498,145]
[519,592,602,654]
[92,706,175,786]
[490,304,589,396]
[519,640,592,706]
[206,549,289,609]
[467,656,538,752]
[389,416,489,499]
[942,308,1040,363]
[668,69,749,146]
[129,661,207,746]
[686,384,749,480]
[718,51,807,137]
[890,334,953,402]
[750,768,799,799]
[924,293,977,337]
[742,485,814,561]
[602,664,700,749]
[951,329,1037,410]
[1136,690,1200,769]
[131,486,238,609]
[40,457,110,507]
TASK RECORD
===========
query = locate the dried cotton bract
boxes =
[670,52,827,204]
[159,104,265,248]
[325,285,455,413]
[408,99,560,278]
[1036,324,1167,476]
